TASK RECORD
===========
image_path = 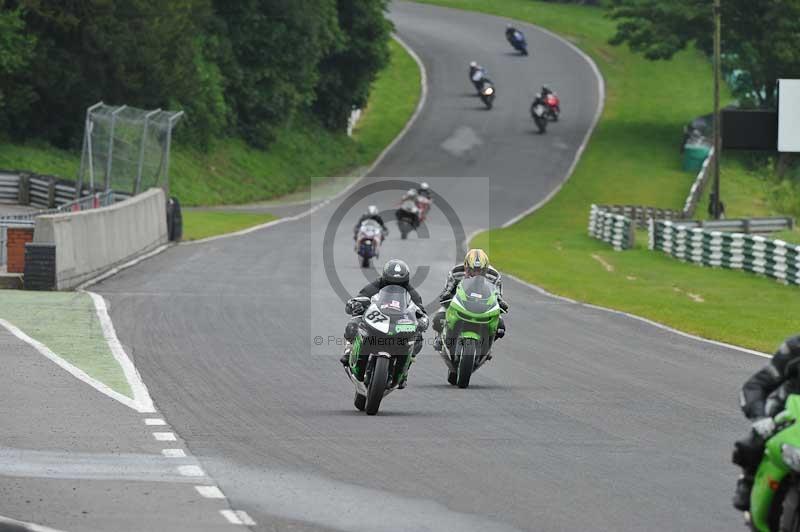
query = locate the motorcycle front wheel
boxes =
[365,357,390,415]
[360,255,370,268]
[456,339,477,389]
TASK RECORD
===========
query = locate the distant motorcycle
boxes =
[506,29,528,56]
[355,220,384,269]
[531,100,548,134]
[479,80,496,110]
[396,200,420,240]
[544,92,561,121]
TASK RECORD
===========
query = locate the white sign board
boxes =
[779,79,800,152]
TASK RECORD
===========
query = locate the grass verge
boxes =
[182,211,277,241]
[416,0,796,353]
[0,292,132,398]
[0,37,421,207]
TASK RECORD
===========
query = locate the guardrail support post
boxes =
[18,173,29,205]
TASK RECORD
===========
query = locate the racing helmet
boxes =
[419,182,430,191]
[470,61,478,68]
[406,188,418,198]
[382,259,410,285]
[367,205,379,216]
[464,249,489,278]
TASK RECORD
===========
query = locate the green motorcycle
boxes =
[439,274,505,389]
[747,394,800,531]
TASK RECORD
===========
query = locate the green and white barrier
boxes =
[650,219,800,285]
[588,204,635,251]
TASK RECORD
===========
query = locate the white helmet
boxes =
[406,188,418,197]
[420,182,430,191]
[367,205,379,216]
[470,61,477,68]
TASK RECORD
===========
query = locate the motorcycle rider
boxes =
[418,182,432,199]
[732,335,800,511]
[353,205,388,240]
[505,24,523,44]
[432,249,508,352]
[340,259,430,388]
[469,61,490,91]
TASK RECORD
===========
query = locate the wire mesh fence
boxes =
[77,103,183,196]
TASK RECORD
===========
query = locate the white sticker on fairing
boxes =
[470,292,483,298]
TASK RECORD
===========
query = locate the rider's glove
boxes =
[752,417,777,439]
[417,314,430,332]
[346,299,364,316]
[499,299,509,312]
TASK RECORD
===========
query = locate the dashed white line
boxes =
[195,485,226,499]
[153,432,176,442]
[161,448,186,458]
[220,510,256,526]
[144,418,166,426]
[177,465,205,477]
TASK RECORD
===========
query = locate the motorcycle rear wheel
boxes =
[361,255,370,268]
[366,357,390,415]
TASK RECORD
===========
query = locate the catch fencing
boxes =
[650,219,800,285]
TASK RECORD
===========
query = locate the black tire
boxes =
[781,485,800,532]
[361,255,370,268]
[534,117,547,134]
[354,392,366,411]
[365,357,390,415]
[456,339,477,389]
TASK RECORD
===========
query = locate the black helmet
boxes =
[382,259,410,285]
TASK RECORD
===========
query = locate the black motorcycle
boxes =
[479,80,496,110]
[343,287,422,415]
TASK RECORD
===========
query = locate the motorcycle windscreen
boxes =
[459,276,496,314]
[359,220,382,237]
[374,285,412,316]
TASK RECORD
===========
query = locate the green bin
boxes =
[682,143,711,172]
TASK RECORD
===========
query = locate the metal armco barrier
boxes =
[650,219,800,285]
[682,149,714,218]
[659,217,793,234]
[588,204,635,250]
[594,204,685,230]
[0,172,20,203]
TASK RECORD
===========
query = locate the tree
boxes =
[608,0,800,108]
[3,0,224,147]
[213,0,341,147]
[313,0,392,130]
[0,4,35,133]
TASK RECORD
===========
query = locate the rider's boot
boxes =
[733,474,754,511]
[433,335,443,352]
[398,354,416,389]
[340,343,352,367]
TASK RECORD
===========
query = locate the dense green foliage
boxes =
[608,0,800,107]
[0,37,422,206]
[0,0,391,149]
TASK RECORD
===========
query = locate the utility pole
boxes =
[712,0,723,219]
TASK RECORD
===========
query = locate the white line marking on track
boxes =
[196,485,226,499]
[144,418,166,426]
[177,465,205,477]
[162,449,186,458]
[85,291,156,413]
[0,319,143,412]
[153,432,177,441]
[220,510,257,526]
[0,514,65,532]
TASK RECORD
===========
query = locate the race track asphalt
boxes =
[96,3,764,530]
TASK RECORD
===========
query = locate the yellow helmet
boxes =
[464,249,489,277]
